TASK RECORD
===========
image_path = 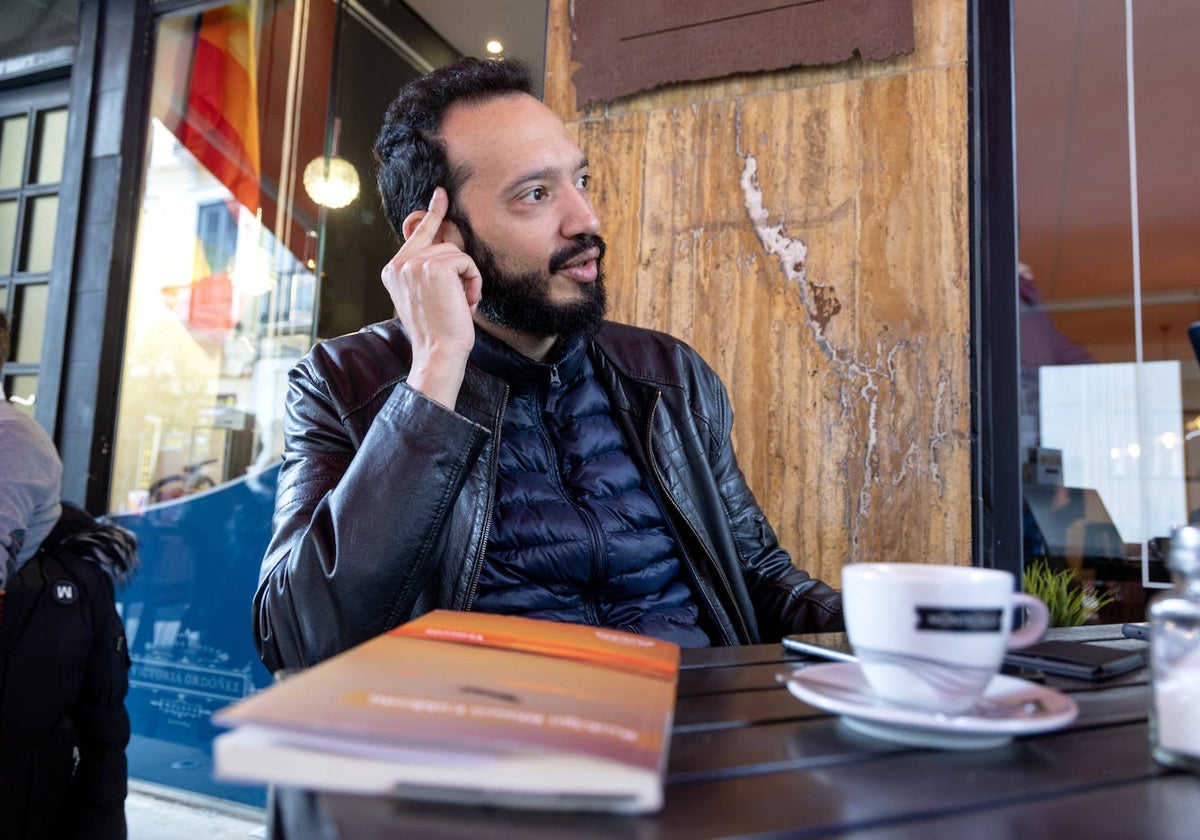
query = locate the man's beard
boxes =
[452,214,608,341]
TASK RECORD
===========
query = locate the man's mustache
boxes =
[549,235,606,274]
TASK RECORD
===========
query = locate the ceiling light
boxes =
[486,40,504,55]
[303,155,361,209]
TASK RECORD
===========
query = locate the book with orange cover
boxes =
[212,610,680,813]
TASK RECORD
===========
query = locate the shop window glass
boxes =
[33,107,68,185]
[113,3,314,522]
[1014,1,1200,625]
[111,0,456,517]
[111,3,321,807]
[0,115,28,189]
[20,194,58,274]
[109,0,471,807]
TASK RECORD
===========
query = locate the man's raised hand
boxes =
[382,186,482,409]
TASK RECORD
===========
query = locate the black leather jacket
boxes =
[254,319,842,672]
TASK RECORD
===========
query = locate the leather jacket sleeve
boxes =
[254,348,490,673]
[687,370,843,640]
[717,448,844,639]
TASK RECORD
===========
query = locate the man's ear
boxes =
[400,210,426,241]
[440,217,466,250]
[400,210,466,249]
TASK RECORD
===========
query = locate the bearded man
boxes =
[253,57,842,675]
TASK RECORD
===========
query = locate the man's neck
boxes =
[474,315,558,362]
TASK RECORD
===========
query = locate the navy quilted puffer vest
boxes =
[469,329,710,648]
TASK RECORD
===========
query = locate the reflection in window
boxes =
[1039,362,1187,545]
[1015,1,1200,624]
[110,1,329,515]
[111,120,313,513]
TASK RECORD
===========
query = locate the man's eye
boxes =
[577,174,591,189]
[525,187,547,201]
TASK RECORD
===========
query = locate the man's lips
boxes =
[557,248,600,282]
[560,248,600,270]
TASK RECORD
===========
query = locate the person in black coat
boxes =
[0,502,138,839]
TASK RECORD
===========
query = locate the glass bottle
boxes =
[1148,524,1200,773]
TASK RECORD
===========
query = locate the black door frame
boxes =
[968,0,1022,577]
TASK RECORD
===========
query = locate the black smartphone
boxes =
[781,635,857,663]
[1122,622,1149,641]
[1003,640,1147,681]
[782,635,1046,682]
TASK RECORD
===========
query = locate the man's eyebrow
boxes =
[501,157,590,195]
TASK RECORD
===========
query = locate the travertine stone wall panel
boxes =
[546,0,970,586]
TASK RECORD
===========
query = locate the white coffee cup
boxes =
[842,563,1050,714]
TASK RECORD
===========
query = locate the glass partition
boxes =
[109,0,456,513]
[110,4,323,514]
[111,1,331,804]
[1014,0,1200,624]
[109,0,463,803]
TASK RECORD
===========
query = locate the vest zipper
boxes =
[545,364,562,413]
[644,392,751,645]
[579,503,606,627]
[464,385,510,611]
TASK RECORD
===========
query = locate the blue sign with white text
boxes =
[112,464,279,807]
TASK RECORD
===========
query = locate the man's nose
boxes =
[562,188,600,238]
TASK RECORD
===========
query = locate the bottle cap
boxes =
[1169,525,1200,575]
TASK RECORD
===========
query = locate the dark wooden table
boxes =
[317,625,1198,838]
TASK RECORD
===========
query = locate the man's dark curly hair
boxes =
[372,57,533,240]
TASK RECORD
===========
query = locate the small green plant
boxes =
[1023,559,1115,627]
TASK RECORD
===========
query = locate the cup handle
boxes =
[1007,592,1050,649]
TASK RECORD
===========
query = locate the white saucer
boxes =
[787,662,1078,750]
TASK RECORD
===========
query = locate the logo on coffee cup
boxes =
[914,607,1002,632]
